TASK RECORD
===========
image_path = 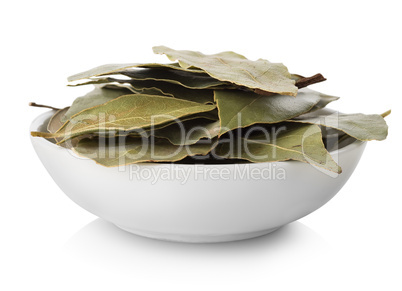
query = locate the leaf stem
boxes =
[253,73,327,96]
[295,73,327,89]
[381,109,391,118]
[29,102,60,111]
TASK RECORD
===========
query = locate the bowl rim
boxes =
[30,110,365,164]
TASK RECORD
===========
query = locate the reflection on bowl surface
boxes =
[31,111,366,243]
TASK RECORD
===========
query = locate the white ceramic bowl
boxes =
[31,111,366,243]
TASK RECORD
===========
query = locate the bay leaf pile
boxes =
[30,46,390,173]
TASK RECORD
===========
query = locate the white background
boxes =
[1,0,401,290]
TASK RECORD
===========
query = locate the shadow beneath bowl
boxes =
[64,218,328,270]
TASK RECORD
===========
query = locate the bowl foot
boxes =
[113,224,281,243]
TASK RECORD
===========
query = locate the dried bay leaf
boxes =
[62,86,133,122]
[29,46,389,170]
[290,112,389,141]
[118,68,229,89]
[73,136,217,167]
[153,46,298,96]
[68,77,122,87]
[102,84,171,97]
[324,131,357,152]
[214,123,341,173]
[67,62,205,82]
[215,88,323,135]
[69,78,175,98]
[71,77,215,104]
[31,94,216,142]
[47,107,69,134]
[152,120,220,145]
[80,109,219,140]
[47,107,70,144]
[129,80,215,104]
[310,93,339,112]
[47,106,89,148]
[71,68,229,90]
[116,111,219,139]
